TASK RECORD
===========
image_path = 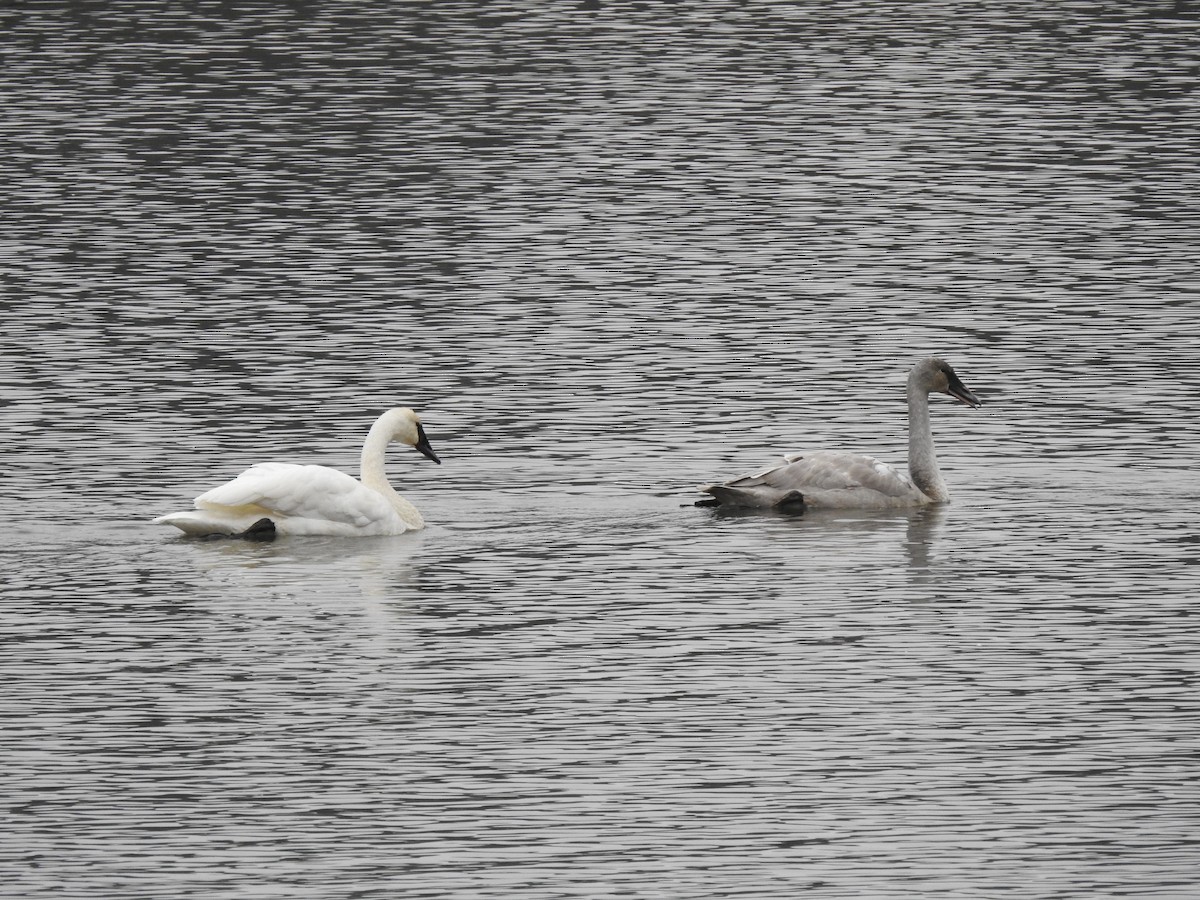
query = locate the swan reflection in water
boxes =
[706,501,948,575]
[154,408,441,539]
[698,358,981,512]
[179,530,431,640]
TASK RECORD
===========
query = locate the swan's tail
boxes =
[697,483,807,510]
[153,510,277,540]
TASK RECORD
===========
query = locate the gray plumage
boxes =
[699,357,981,510]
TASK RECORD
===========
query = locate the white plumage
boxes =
[699,358,981,511]
[154,408,441,538]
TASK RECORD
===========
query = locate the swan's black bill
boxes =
[415,422,441,464]
[947,377,981,408]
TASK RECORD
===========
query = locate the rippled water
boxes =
[4,2,1200,897]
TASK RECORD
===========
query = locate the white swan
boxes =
[698,357,981,510]
[154,407,441,538]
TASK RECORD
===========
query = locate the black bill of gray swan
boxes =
[153,407,441,539]
[697,357,981,511]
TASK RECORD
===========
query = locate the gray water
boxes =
[4,2,1200,898]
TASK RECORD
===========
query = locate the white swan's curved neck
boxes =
[907,378,949,503]
[360,419,425,529]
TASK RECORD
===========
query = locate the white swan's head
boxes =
[914,358,981,408]
[380,407,441,464]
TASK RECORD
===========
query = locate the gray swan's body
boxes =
[154,408,441,538]
[699,358,981,510]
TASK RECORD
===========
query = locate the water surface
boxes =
[3,2,1200,898]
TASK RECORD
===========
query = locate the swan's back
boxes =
[196,463,401,529]
[701,450,928,510]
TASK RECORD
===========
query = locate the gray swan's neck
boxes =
[361,418,424,528]
[907,378,949,503]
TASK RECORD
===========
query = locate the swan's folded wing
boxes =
[704,450,920,507]
[755,451,918,498]
[195,463,395,527]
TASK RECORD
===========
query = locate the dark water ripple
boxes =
[4,1,1200,898]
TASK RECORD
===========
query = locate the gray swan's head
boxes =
[913,357,981,408]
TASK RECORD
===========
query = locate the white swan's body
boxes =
[699,358,981,511]
[154,408,441,538]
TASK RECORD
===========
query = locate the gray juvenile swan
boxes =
[154,407,441,538]
[698,357,981,510]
